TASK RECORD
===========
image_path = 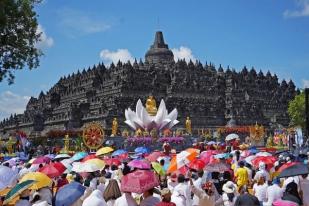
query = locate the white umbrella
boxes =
[244,155,256,165]
[72,160,105,173]
[0,166,18,190]
[55,154,71,159]
[225,133,239,141]
[255,152,272,157]
[61,159,73,173]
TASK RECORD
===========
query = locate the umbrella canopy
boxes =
[72,159,105,172]
[188,159,206,171]
[145,151,163,162]
[112,149,128,157]
[245,155,257,165]
[20,172,52,189]
[71,152,88,161]
[225,133,239,141]
[167,148,199,173]
[39,162,66,178]
[33,156,51,164]
[199,150,219,164]
[151,162,165,176]
[278,162,299,173]
[81,154,97,162]
[214,153,230,159]
[256,152,272,157]
[104,158,121,166]
[55,154,71,159]
[240,150,251,158]
[55,182,86,206]
[61,159,73,173]
[45,154,55,159]
[134,147,150,154]
[251,156,277,169]
[205,162,230,172]
[278,163,309,178]
[0,166,18,190]
[96,147,114,156]
[3,180,35,205]
[207,141,216,145]
[128,159,151,169]
[121,170,159,194]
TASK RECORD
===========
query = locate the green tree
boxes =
[288,91,305,128]
[0,0,42,84]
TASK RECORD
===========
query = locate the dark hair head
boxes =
[239,161,245,167]
[197,170,204,178]
[111,164,118,171]
[159,159,165,165]
[211,172,219,179]
[177,174,185,183]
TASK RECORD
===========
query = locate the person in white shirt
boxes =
[300,174,309,206]
[140,188,161,206]
[172,174,191,206]
[253,175,268,204]
[114,192,137,206]
[167,173,178,193]
[254,162,270,182]
[193,170,205,206]
[265,178,283,206]
[222,181,238,206]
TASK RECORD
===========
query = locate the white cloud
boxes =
[0,91,30,120]
[58,8,110,37]
[303,79,309,88]
[284,0,309,18]
[99,49,134,65]
[36,24,54,49]
[172,46,196,62]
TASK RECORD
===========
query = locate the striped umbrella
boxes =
[3,180,35,205]
[167,148,199,173]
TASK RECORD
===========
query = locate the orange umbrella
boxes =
[167,148,199,173]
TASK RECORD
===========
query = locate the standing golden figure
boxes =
[185,116,192,134]
[111,118,118,136]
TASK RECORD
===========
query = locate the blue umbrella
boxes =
[134,147,150,154]
[71,152,88,161]
[55,182,86,206]
[112,149,127,157]
[214,153,230,159]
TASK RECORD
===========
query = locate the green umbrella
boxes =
[151,162,165,176]
[3,180,36,205]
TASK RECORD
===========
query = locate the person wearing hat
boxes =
[155,188,176,206]
[254,162,270,182]
[222,181,238,206]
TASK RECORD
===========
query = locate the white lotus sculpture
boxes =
[125,99,179,131]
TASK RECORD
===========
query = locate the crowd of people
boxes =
[0,140,309,206]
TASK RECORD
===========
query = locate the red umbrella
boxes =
[104,158,121,166]
[33,156,51,164]
[278,162,299,173]
[39,163,65,178]
[121,170,159,194]
[145,151,163,162]
[52,162,66,174]
[188,159,206,171]
[251,156,277,169]
[81,154,97,162]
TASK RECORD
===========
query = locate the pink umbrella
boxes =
[33,156,51,164]
[200,151,218,164]
[128,159,150,169]
[121,170,159,194]
[145,151,163,162]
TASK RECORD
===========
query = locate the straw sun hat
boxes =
[222,181,237,194]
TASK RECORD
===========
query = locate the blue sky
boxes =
[1,0,309,120]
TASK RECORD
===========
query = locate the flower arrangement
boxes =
[158,137,184,144]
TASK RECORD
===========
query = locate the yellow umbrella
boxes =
[19,172,52,190]
[84,158,106,169]
[28,158,36,164]
[151,162,165,176]
[96,147,114,156]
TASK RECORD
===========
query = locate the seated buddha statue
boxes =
[145,96,157,116]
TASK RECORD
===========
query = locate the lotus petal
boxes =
[166,108,178,122]
[125,120,137,130]
[136,99,144,120]
[141,107,152,129]
[159,119,172,130]
[167,120,180,129]
[155,100,167,125]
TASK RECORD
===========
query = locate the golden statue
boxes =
[185,117,192,134]
[150,128,157,138]
[266,135,274,148]
[145,96,157,116]
[111,118,118,136]
[122,129,129,138]
[6,137,14,154]
[64,134,70,152]
[135,128,143,137]
[143,129,149,137]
